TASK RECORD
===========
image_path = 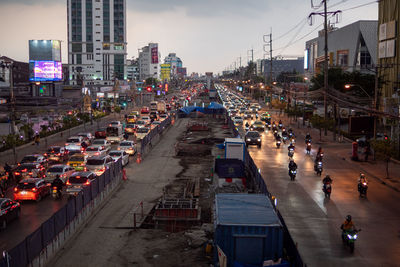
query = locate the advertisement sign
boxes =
[386,39,395,58]
[29,40,61,62]
[378,42,386,58]
[304,49,309,69]
[151,46,158,64]
[29,60,62,81]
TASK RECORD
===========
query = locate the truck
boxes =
[157,101,166,114]
[150,101,158,111]
[106,125,124,144]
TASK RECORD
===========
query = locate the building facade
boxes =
[378,0,400,118]
[126,58,139,82]
[305,21,377,78]
[67,0,127,86]
[138,43,159,81]
[261,57,304,81]
[164,53,182,77]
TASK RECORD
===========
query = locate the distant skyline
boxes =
[0,0,378,75]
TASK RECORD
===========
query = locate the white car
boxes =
[65,136,84,154]
[44,164,75,183]
[91,139,111,152]
[117,141,136,155]
[84,146,107,157]
[159,114,168,121]
[109,150,129,166]
[233,116,244,125]
[109,121,122,127]
[135,127,150,141]
[85,156,114,176]
[135,120,147,128]
[140,116,151,125]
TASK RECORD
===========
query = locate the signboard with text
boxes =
[151,46,158,64]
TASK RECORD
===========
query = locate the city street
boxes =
[241,111,400,266]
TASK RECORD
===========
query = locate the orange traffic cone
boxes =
[122,169,127,180]
[136,153,142,164]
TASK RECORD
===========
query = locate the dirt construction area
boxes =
[49,115,232,267]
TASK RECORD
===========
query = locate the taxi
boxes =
[67,154,88,171]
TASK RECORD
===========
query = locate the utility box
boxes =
[224,138,245,161]
[214,194,283,267]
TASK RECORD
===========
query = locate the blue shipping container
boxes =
[214,194,283,267]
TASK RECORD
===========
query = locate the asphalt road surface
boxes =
[241,113,400,267]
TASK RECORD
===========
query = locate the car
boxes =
[65,136,85,154]
[44,146,69,163]
[13,163,46,181]
[84,145,108,157]
[159,114,168,120]
[44,164,75,183]
[20,154,48,168]
[126,114,137,124]
[91,139,111,152]
[140,106,150,114]
[117,141,136,155]
[135,120,147,128]
[130,111,140,117]
[251,121,265,131]
[151,121,162,128]
[67,154,88,171]
[85,155,114,176]
[14,178,50,202]
[95,127,107,139]
[149,111,159,121]
[77,132,94,145]
[141,116,151,125]
[66,171,97,196]
[243,111,253,119]
[125,123,136,134]
[260,112,271,122]
[109,121,122,127]
[0,198,21,229]
[245,131,262,148]
[233,116,244,125]
[109,150,129,166]
[135,127,150,141]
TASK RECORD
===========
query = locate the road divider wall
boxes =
[140,116,172,157]
[0,160,123,267]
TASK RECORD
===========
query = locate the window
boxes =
[72,43,82,52]
[96,16,100,18]
[77,54,82,64]
[103,43,110,50]
[96,24,100,26]
[86,43,93,52]
[337,50,349,67]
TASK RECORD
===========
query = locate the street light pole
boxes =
[323,0,328,136]
[7,62,17,164]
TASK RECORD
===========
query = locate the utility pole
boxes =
[263,30,273,107]
[9,62,17,164]
[309,1,341,138]
[373,65,379,139]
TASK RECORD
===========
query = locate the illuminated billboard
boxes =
[151,45,159,64]
[29,60,62,81]
[29,40,62,62]
[304,49,309,70]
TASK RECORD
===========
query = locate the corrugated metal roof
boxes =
[215,193,281,227]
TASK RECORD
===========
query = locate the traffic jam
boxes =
[0,99,178,231]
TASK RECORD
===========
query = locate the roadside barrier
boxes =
[0,160,123,267]
[136,153,142,164]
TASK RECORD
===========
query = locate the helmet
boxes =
[307,133,310,135]
[346,215,352,222]
[325,175,330,179]
[360,173,365,178]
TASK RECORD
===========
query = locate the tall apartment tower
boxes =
[67,0,127,86]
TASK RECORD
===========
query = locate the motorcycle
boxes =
[52,186,62,199]
[245,125,250,131]
[306,142,311,154]
[342,229,361,253]
[315,161,323,176]
[323,182,332,198]
[282,136,288,144]
[278,123,283,129]
[289,169,297,181]
[288,147,294,158]
[276,140,281,148]
[358,182,368,197]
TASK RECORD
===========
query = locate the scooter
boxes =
[306,142,311,154]
[282,136,288,144]
[245,124,250,131]
[315,161,323,176]
[278,123,283,129]
[276,140,281,148]
[358,182,368,197]
[323,182,332,198]
[288,147,294,158]
[289,169,297,181]
[342,229,361,253]
[52,186,62,199]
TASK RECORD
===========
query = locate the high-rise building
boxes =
[67,0,127,86]
[126,57,139,82]
[164,53,182,77]
[138,43,159,81]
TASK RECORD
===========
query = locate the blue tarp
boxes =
[179,106,205,114]
[207,102,224,109]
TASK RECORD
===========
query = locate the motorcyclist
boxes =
[275,134,282,142]
[288,160,297,172]
[81,141,88,150]
[52,175,64,191]
[316,147,324,161]
[245,121,250,129]
[358,173,368,193]
[323,175,332,185]
[288,142,295,151]
[340,215,356,240]
[278,120,283,127]
[305,133,312,144]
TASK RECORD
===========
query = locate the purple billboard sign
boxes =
[151,47,158,64]
[29,60,62,81]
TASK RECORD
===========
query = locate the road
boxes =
[241,112,400,266]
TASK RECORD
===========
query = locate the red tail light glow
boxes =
[66,180,71,185]
[15,172,20,176]
[85,180,90,185]
[32,188,37,192]
[14,187,18,192]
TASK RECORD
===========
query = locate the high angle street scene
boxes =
[0,0,399,266]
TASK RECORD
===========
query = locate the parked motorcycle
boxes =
[342,229,361,253]
[358,182,368,197]
[289,169,297,181]
[323,182,332,198]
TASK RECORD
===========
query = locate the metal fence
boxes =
[140,116,172,155]
[0,160,123,267]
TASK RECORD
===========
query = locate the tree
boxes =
[20,123,34,141]
[114,106,121,113]
[310,115,334,141]
[244,62,256,81]
[370,140,396,178]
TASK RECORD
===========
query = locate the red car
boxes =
[14,178,50,202]
[95,127,107,139]
[140,106,150,114]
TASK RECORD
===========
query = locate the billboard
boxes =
[160,64,171,81]
[29,40,61,62]
[151,46,159,64]
[29,60,62,81]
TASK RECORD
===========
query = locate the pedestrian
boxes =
[364,143,371,162]
[34,134,40,146]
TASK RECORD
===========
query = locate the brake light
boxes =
[22,169,27,173]
[85,180,90,185]
[32,188,37,192]
[15,172,20,176]
[44,153,47,156]
[14,187,18,192]
[65,143,68,146]
[53,186,57,190]
[66,180,71,185]
[95,152,99,155]
[28,172,33,175]
[57,153,61,156]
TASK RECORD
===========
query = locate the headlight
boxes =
[247,139,251,141]
[257,139,261,141]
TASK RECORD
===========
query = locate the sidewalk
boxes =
[265,108,400,193]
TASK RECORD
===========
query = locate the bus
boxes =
[106,125,124,144]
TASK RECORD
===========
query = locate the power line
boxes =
[341,0,378,11]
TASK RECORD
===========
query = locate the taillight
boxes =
[32,188,37,192]
[14,187,18,192]
[53,186,57,190]
[95,152,99,155]
[66,180,71,185]
[57,153,61,156]
[85,180,90,185]
[65,143,68,146]
[15,172,20,175]
[28,172,33,175]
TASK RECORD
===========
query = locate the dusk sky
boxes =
[0,0,377,75]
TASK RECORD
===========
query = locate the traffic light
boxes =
[152,85,155,89]
[122,102,127,107]
[138,87,142,91]
[147,86,151,92]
